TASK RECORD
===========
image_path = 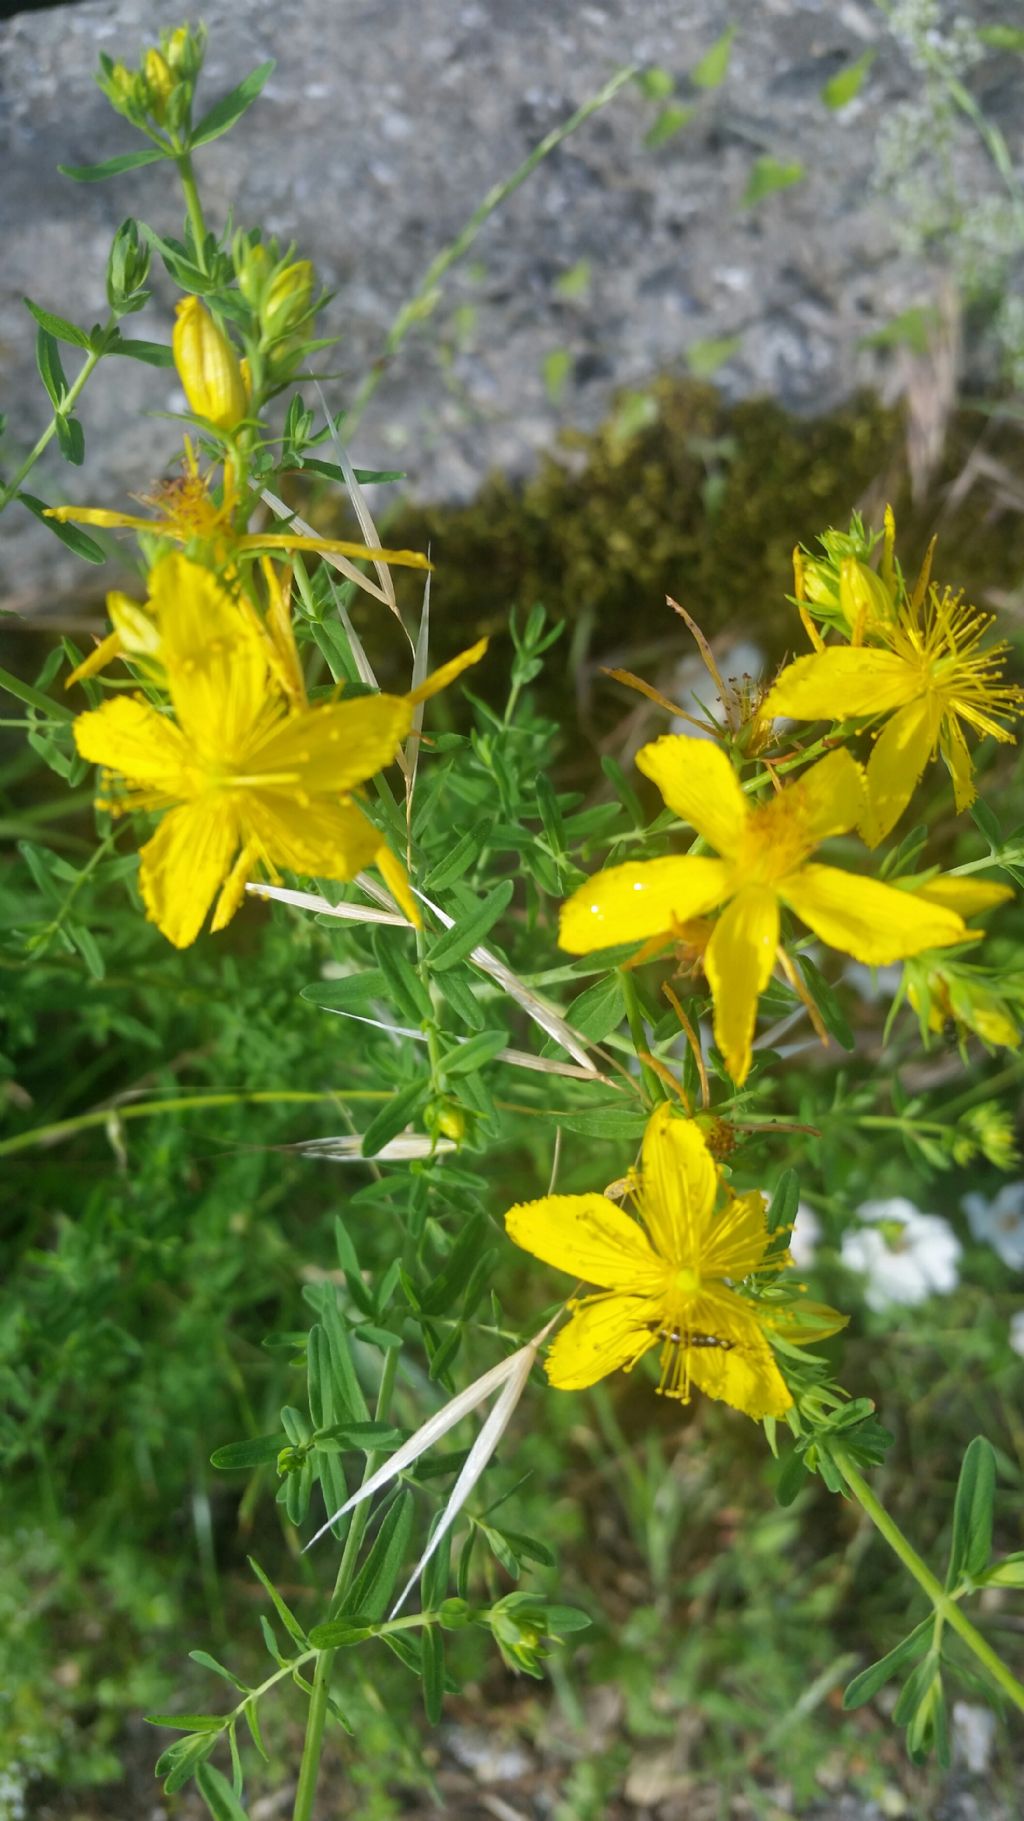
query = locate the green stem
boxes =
[292,1348,400,1821]
[835,1450,1024,1716]
[176,152,209,270]
[0,338,110,513]
[341,65,635,439]
[0,1088,390,1160]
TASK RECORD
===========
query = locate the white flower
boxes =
[1010,1310,1024,1358]
[790,1202,822,1269]
[962,1183,1024,1272]
[841,1196,961,1312]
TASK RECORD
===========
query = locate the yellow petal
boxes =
[66,628,124,689]
[73,694,189,791]
[138,800,240,948]
[639,1104,717,1260]
[238,532,431,571]
[210,838,261,933]
[44,505,154,531]
[375,843,422,929]
[762,646,918,721]
[245,694,412,793]
[769,746,865,849]
[861,696,941,846]
[779,862,966,965]
[683,1304,792,1418]
[244,795,383,881]
[705,885,780,1086]
[635,735,748,856]
[905,876,1013,918]
[544,1294,661,1390]
[559,856,731,954]
[700,1189,773,1282]
[939,712,976,813]
[505,1193,664,1291]
[108,592,162,659]
[407,637,489,705]
[149,554,268,756]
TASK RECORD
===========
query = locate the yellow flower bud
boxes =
[172,298,249,431]
[143,48,174,121]
[262,261,316,339]
[164,26,191,72]
[235,241,272,309]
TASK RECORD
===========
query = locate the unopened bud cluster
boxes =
[99,24,206,133]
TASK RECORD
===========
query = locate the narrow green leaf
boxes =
[686,334,742,378]
[891,1649,939,1728]
[188,1651,249,1693]
[544,1103,647,1139]
[54,412,85,466]
[978,25,1024,50]
[360,1080,427,1157]
[302,970,387,1012]
[422,1626,446,1724]
[947,1436,996,1587]
[146,1713,226,1733]
[248,1556,309,1648]
[59,147,167,181]
[842,1619,932,1708]
[545,1603,592,1633]
[241,1698,269,1763]
[210,1434,282,1470]
[420,1215,490,1314]
[195,1762,249,1820]
[822,50,875,110]
[307,1618,376,1648]
[444,1028,509,1077]
[767,1168,800,1236]
[17,492,106,564]
[158,1731,217,1793]
[742,156,805,206]
[422,822,488,891]
[644,103,695,147]
[691,26,735,89]
[190,61,275,148]
[36,328,68,410]
[797,954,854,1050]
[346,1490,415,1619]
[427,881,515,971]
[69,922,105,978]
[297,458,407,484]
[320,1291,370,1421]
[636,66,675,100]
[23,298,90,347]
[109,337,174,366]
[564,973,623,1042]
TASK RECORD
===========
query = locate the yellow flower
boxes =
[143,48,174,120]
[897,873,1018,1051]
[559,736,968,1084]
[72,553,485,948]
[762,586,1023,844]
[172,298,250,431]
[505,1104,845,1419]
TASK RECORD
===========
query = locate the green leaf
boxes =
[320,1291,370,1422]
[542,347,572,404]
[190,61,275,148]
[766,1168,800,1236]
[636,66,675,100]
[146,1713,227,1733]
[970,799,1004,849]
[978,25,1024,50]
[947,1436,996,1587]
[346,1490,414,1619]
[248,1556,309,1648]
[742,157,805,206]
[35,328,68,410]
[564,973,623,1042]
[797,954,854,1051]
[981,1550,1024,1588]
[360,1080,427,1157]
[859,306,938,356]
[444,1028,509,1077]
[195,1762,249,1820]
[821,50,876,110]
[422,1625,446,1724]
[59,147,167,181]
[842,1618,932,1708]
[69,922,105,978]
[421,821,487,890]
[54,413,85,466]
[686,334,742,379]
[644,103,695,147]
[691,26,736,89]
[297,458,407,484]
[210,1433,282,1470]
[545,1603,592,1633]
[427,881,515,971]
[156,1731,218,1793]
[545,1102,648,1139]
[23,298,90,347]
[17,492,106,564]
[188,1651,249,1693]
[306,1618,376,1649]
[302,970,387,1012]
[420,1215,491,1314]
[891,1648,938,1728]
[554,259,592,300]
[109,337,174,366]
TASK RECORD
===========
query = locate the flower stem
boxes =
[0,338,109,513]
[291,1347,400,1821]
[835,1449,1024,1716]
[176,152,209,271]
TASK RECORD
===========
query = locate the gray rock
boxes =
[0,0,1020,605]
